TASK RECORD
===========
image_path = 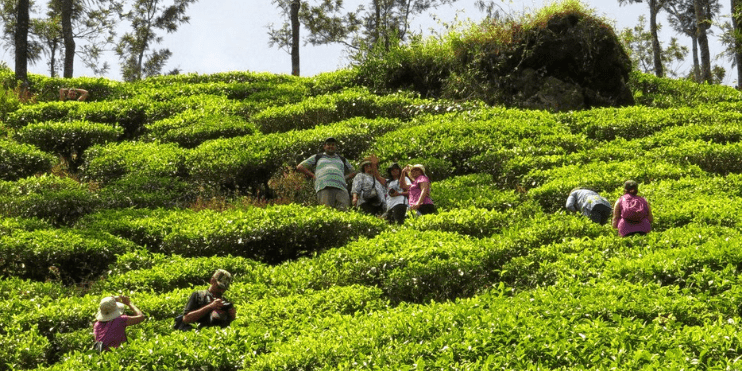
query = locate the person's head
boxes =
[360,160,374,174]
[323,137,338,155]
[96,296,125,322]
[209,269,233,297]
[387,163,401,179]
[623,180,639,195]
[409,164,426,179]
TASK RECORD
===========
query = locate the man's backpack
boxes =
[620,195,647,222]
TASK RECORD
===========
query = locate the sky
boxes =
[0,0,734,85]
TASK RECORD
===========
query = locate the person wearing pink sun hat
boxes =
[93,295,145,351]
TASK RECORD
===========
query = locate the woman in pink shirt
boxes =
[400,164,437,216]
[93,295,145,351]
[612,180,653,237]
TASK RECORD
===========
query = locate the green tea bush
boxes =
[629,70,742,107]
[188,117,399,190]
[81,141,188,185]
[522,159,706,212]
[158,204,388,262]
[12,120,122,169]
[406,203,540,239]
[251,88,426,134]
[0,175,99,226]
[0,140,55,181]
[652,140,742,175]
[27,75,129,102]
[145,111,256,148]
[96,251,263,292]
[371,107,584,177]
[76,205,388,263]
[0,228,136,283]
[298,229,529,303]
[433,173,523,211]
[0,216,52,236]
[97,175,197,209]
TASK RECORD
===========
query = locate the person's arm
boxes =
[77,89,89,101]
[565,192,577,212]
[118,296,145,326]
[351,175,362,206]
[611,197,622,228]
[59,89,67,101]
[399,167,411,190]
[182,293,223,324]
[646,201,654,223]
[296,160,316,180]
[412,181,430,210]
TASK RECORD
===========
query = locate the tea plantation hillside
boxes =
[4,16,742,371]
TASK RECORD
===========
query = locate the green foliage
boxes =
[76,204,388,263]
[12,120,122,169]
[188,117,400,189]
[145,110,256,148]
[0,175,99,226]
[0,140,56,181]
[0,228,136,283]
[629,71,742,107]
[6,17,742,369]
[251,87,427,134]
[81,141,188,185]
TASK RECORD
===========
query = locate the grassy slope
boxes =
[1,69,742,370]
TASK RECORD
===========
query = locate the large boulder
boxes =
[456,10,634,111]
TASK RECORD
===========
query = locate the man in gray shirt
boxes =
[297,137,356,210]
[566,188,612,225]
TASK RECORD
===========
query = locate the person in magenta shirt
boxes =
[93,295,145,351]
[612,180,653,237]
[400,164,436,215]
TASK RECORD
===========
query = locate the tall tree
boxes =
[618,0,670,77]
[15,0,30,82]
[115,0,196,81]
[734,0,742,87]
[664,0,719,81]
[719,1,742,87]
[268,0,301,75]
[60,0,73,77]
[695,0,713,82]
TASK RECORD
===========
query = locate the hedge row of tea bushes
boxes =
[22,223,742,369]
[4,65,742,370]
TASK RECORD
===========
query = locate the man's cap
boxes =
[212,269,232,290]
[324,137,338,144]
[96,296,125,322]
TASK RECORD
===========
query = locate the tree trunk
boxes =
[62,0,75,78]
[695,0,713,83]
[291,0,300,76]
[733,0,742,88]
[691,35,700,82]
[649,0,665,77]
[15,0,30,83]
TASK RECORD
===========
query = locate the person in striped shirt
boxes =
[297,137,356,210]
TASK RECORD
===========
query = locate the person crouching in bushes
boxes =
[612,180,653,237]
[565,188,612,225]
[93,295,145,351]
[351,158,387,216]
[175,269,236,331]
[400,164,437,216]
[383,162,410,224]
